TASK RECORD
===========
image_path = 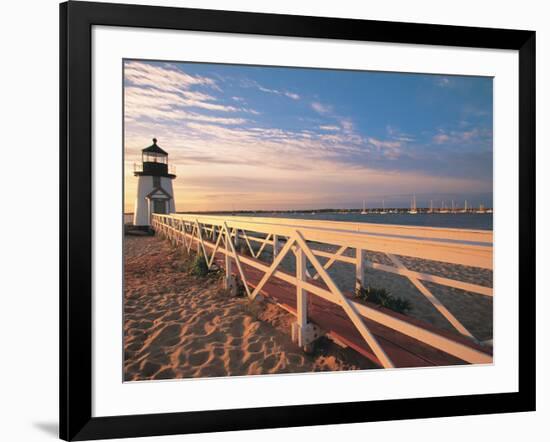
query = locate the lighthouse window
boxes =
[153,176,160,188]
[143,153,167,164]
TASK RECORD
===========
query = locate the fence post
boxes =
[233,228,240,248]
[224,229,233,291]
[291,243,322,351]
[273,234,279,261]
[355,247,365,293]
[292,245,308,347]
[179,219,184,245]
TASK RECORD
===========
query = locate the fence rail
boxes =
[152,213,493,368]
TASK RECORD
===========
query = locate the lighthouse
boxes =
[133,138,176,227]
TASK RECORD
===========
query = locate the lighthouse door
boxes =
[153,199,166,214]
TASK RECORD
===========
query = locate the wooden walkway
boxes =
[213,249,491,369]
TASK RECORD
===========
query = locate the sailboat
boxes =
[429,200,434,214]
[475,203,485,214]
[361,200,368,215]
[440,201,449,214]
[462,199,468,213]
[379,199,388,214]
[408,195,418,214]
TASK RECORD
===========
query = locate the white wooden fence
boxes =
[152,213,493,368]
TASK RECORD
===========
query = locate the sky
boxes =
[124,59,493,212]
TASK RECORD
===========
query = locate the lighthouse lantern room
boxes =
[133,138,176,227]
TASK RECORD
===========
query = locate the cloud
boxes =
[368,137,403,159]
[311,101,332,114]
[368,138,402,150]
[258,85,279,94]
[433,133,451,144]
[178,99,239,112]
[462,104,490,118]
[386,125,415,142]
[435,77,453,87]
[284,92,301,100]
[340,119,354,132]
[432,128,491,145]
[125,111,492,211]
[124,61,261,126]
[124,86,246,125]
[125,61,217,92]
[319,125,340,131]
[241,78,300,100]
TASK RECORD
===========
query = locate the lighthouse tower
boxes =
[133,138,176,227]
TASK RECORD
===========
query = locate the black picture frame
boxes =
[60,1,536,440]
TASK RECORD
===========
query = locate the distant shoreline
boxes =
[124,210,493,230]
[124,208,494,215]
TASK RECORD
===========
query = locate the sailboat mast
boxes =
[361,199,367,214]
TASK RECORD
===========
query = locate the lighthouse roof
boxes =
[142,138,168,155]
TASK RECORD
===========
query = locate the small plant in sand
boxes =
[190,251,209,277]
[354,283,412,315]
[234,277,247,297]
[207,265,224,280]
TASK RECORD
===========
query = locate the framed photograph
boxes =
[60,1,536,440]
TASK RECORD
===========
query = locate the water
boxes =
[243,212,493,230]
[125,212,493,230]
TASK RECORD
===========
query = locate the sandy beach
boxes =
[124,225,493,380]
[124,235,375,381]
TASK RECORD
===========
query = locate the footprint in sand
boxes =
[161,311,180,321]
[246,341,263,353]
[226,336,242,347]
[135,320,154,330]
[153,367,176,380]
[228,349,244,366]
[203,322,217,335]
[148,349,171,366]
[242,351,264,366]
[149,323,181,347]
[228,319,245,338]
[197,357,226,378]
[125,341,145,353]
[262,354,280,372]
[127,328,146,338]
[188,350,210,367]
[139,361,161,378]
[287,353,304,365]
[212,347,225,357]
